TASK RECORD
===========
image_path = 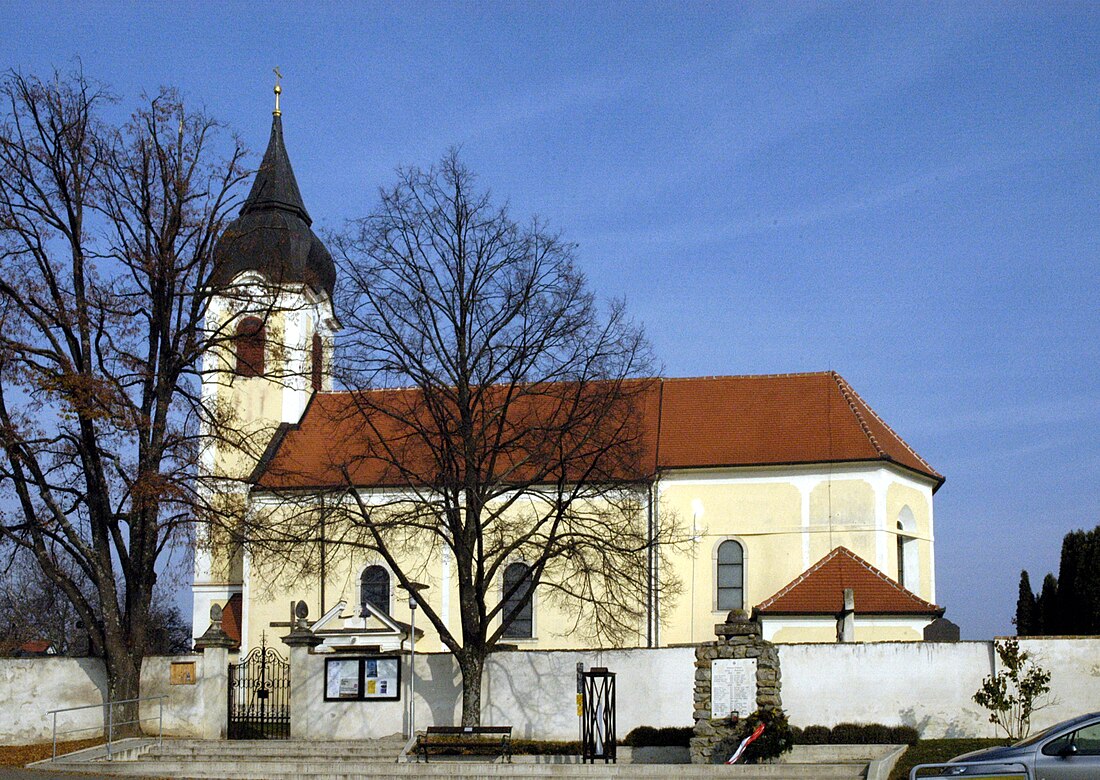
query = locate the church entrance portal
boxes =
[228,635,290,739]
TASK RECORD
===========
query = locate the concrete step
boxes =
[40,760,866,780]
[147,746,405,759]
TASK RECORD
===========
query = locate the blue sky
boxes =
[4,1,1097,639]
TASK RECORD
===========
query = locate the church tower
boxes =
[191,83,339,643]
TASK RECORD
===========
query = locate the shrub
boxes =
[790,723,918,745]
[622,726,693,747]
[793,725,831,744]
[973,638,1053,740]
[710,708,794,764]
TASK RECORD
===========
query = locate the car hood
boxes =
[951,745,1028,763]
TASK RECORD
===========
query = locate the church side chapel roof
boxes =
[220,593,243,647]
[754,546,943,616]
[210,113,336,297]
[252,371,943,491]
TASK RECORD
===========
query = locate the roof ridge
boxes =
[839,547,942,611]
[829,372,887,459]
[756,546,941,613]
[661,371,834,383]
[830,372,941,479]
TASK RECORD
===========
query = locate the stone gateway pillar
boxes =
[690,612,781,764]
[194,604,238,740]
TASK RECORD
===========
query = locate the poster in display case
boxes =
[323,656,401,701]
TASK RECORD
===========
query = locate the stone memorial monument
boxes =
[690,611,782,763]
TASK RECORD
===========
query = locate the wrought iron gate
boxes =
[228,635,290,739]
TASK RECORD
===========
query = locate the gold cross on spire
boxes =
[273,67,283,116]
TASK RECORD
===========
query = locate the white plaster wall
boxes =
[5,639,1100,744]
[778,641,996,738]
[0,657,107,745]
[1016,638,1100,727]
[484,647,697,740]
[138,656,207,738]
[0,654,208,745]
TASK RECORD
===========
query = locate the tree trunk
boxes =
[104,643,144,738]
[457,651,485,726]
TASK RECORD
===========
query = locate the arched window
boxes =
[311,333,323,391]
[360,565,390,617]
[502,562,533,639]
[234,317,265,377]
[716,540,744,611]
[896,506,919,593]
[897,521,906,588]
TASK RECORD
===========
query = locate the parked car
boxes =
[932,712,1100,778]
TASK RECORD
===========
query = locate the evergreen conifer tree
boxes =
[1057,530,1085,633]
[1079,527,1100,633]
[1037,573,1059,635]
[1014,570,1037,635]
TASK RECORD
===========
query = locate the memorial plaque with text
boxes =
[710,658,757,718]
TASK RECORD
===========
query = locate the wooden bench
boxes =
[415,725,512,762]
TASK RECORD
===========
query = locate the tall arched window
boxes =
[234,317,265,377]
[716,540,744,611]
[896,506,919,593]
[502,562,533,639]
[360,565,390,617]
[897,521,906,588]
[311,333,324,391]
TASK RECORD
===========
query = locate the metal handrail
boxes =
[46,695,167,762]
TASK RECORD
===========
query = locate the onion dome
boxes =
[211,113,335,298]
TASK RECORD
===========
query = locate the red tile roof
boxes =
[221,593,243,646]
[255,372,942,490]
[755,547,943,616]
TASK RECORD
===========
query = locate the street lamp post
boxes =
[400,581,429,738]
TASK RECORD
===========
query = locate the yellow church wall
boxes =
[765,617,928,643]
[656,480,803,646]
[227,467,937,652]
[807,479,876,563]
[237,494,653,653]
[886,481,934,602]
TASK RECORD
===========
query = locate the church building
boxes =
[192,102,946,655]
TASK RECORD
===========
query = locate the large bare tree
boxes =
[259,152,681,724]
[0,70,246,730]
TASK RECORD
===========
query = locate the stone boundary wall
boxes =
[778,638,1100,738]
[2,638,1098,743]
[0,654,206,745]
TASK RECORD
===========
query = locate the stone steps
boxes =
[146,739,406,761]
[37,738,869,780]
[38,759,866,780]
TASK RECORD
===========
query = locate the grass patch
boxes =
[889,739,1009,780]
[0,737,105,767]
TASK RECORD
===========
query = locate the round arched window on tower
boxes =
[234,317,266,377]
[311,332,323,391]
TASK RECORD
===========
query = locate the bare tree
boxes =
[0,69,247,732]
[258,152,681,724]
